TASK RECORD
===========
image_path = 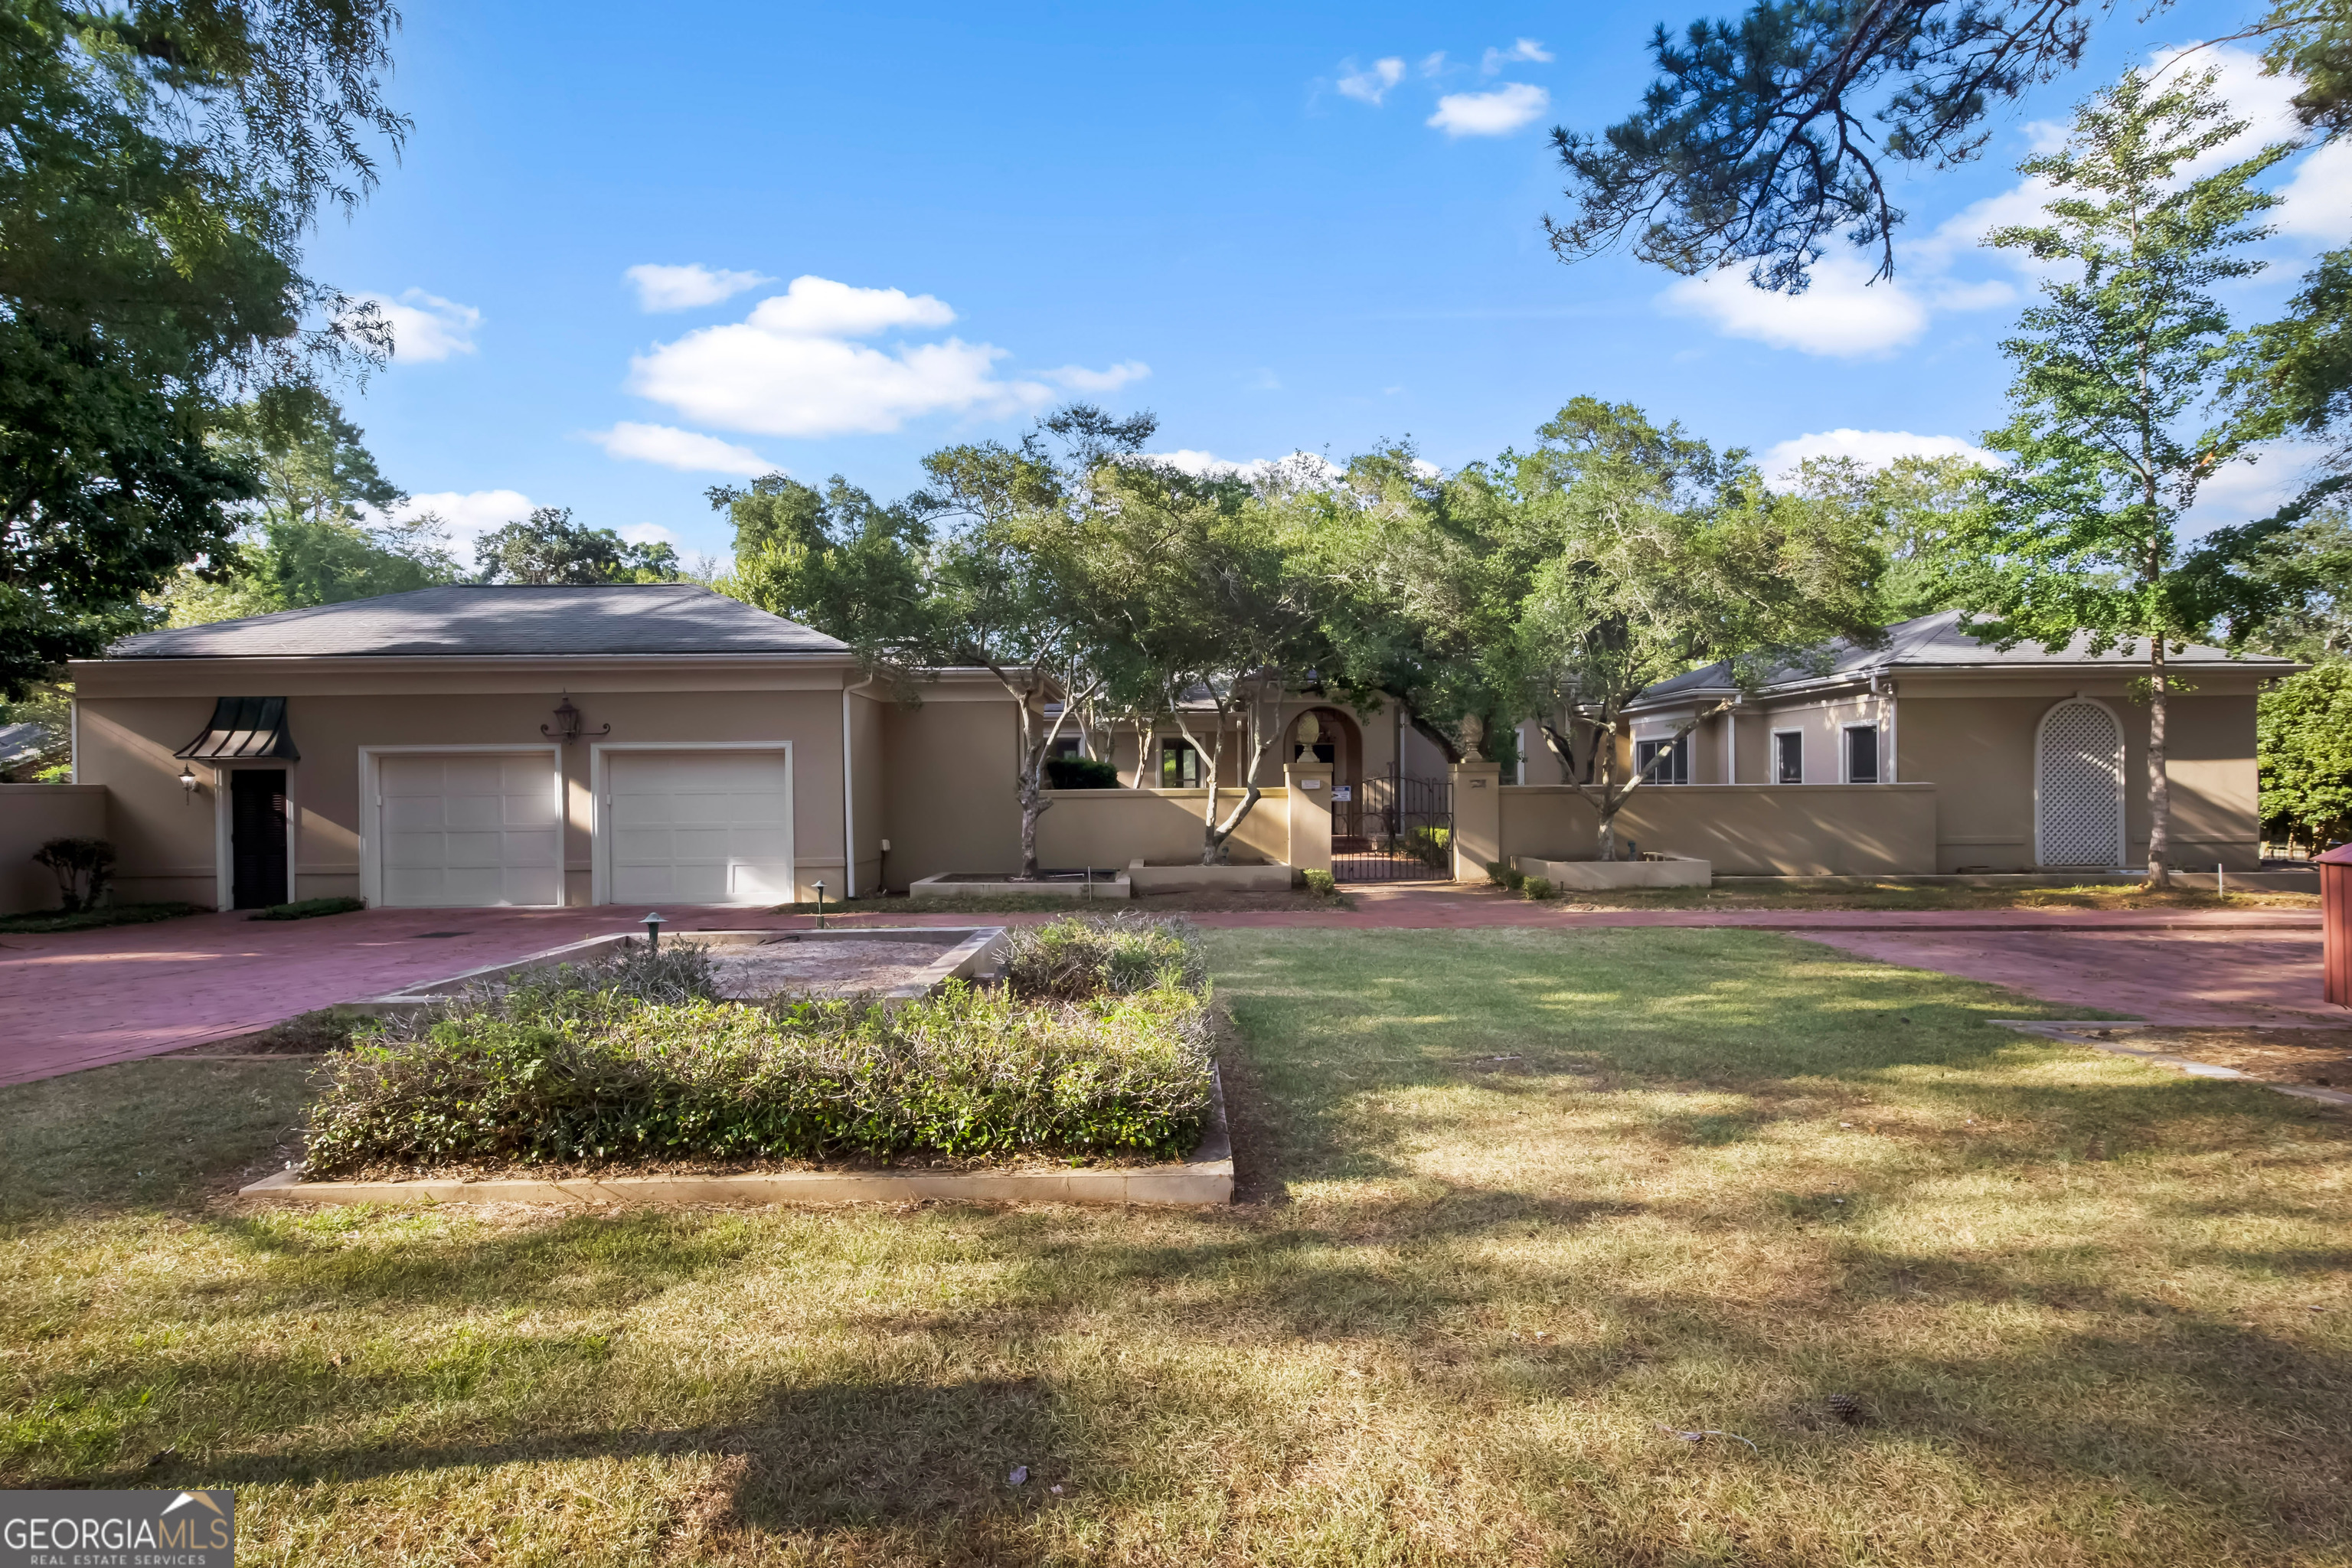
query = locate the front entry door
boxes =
[230,769,289,909]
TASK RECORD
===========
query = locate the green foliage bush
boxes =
[2259,662,2352,849]
[0,900,197,934]
[31,837,113,912]
[1044,754,1121,789]
[1523,876,1556,900]
[998,912,1207,1001]
[1302,867,1337,898]
[1403,825,1452,870]
[303,924,1214,1175]
[1485,859,1525,890]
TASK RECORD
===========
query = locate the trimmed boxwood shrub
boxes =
[1045,754,1120,789]
[303,919,1214,1175]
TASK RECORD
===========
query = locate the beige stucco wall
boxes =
[1035,786,1292,867]
[879,685,1024,887]
[847,685,886,897]
[70,655,864,906]
[0,782,109,913]
[1498,782,1939,875]
[1896,682,2261,871]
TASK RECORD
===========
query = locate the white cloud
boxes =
[385,489,534,543]
[1419,51,1448,77]
[588,422,777,477]
[625,263,772,312]
[1338,57,1405,105]
[2276,137,2352,241]
[1759,429,1998,488]
[627,275,1131,439]
[1481,38,1553,74]
[1145,449,1348,487]
[2184,442,2327,531]
[619,522,679,547]
[746,275,956,337]
[363,289,480,362]
[1042,361,1151,393]
[1427,82,1550,137]
[1660,253,1932,358]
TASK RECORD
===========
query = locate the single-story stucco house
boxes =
[59,584,1046,910]
[1513,609,2297,873]
[14,592,2298,912]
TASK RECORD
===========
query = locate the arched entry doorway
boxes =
[2036,698,2126,868]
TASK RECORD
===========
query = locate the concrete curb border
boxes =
[351,926,1008,1015]
[1993,1020,2352,1108]
[238,1067,1235,1208]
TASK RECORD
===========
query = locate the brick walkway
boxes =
[0,889,2327,1086]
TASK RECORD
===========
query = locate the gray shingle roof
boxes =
[1631,608,2294,707]
[106,585,849,659]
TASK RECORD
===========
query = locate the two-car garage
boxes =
[366,745,795,908]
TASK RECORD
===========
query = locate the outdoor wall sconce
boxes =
[178,764,201,799]
[541,695,610,745]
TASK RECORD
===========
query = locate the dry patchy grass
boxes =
[2,929,2347,1566]
[1541,882,2317,913]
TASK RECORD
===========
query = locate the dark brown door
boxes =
[230,769,289,909]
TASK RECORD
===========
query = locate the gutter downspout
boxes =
[841,673,877,900]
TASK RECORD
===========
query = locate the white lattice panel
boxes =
[2037,702,2123,866]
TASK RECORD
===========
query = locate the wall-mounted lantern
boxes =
[541,696,610,746]
[178,764,201,799]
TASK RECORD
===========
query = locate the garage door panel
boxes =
[603,750,793,906]
[374,752,563,907]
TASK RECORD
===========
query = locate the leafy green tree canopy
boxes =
[2258,660,2352,848]
[1945,66,2291,883]
[473,508,681,586]
[0,0,405,695]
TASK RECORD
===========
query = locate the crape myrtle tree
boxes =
[1071,459,1328,864]
[1502,399,1884,861]
[1946,68,2291,887]
[0,0,407,697]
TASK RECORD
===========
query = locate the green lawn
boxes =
[3,928,2347,1566]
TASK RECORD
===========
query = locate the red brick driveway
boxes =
[0,889,2326,1086]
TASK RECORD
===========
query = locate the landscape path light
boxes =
[640,910,665,951]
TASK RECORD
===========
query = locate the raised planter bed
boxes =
[909,872,1131,901]
[1516,854,1711,890]
[240,1066,1234,1207]
[351,926,1004,1015]
[1125,859,1295,893]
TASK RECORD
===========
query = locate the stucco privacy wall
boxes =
[1497,783,1939,876]
[1899,685,2259,871]
[1034,786,1294,868]
[0,783,107,913]
[879,684,1025,889]
[70,662,859,906]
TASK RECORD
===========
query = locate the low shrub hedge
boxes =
[249,896,365,921]
[303,919,1216,1175]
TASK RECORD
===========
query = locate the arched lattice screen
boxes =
[2037,702,2124,867]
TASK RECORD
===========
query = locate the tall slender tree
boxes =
[1950,67,2290,887]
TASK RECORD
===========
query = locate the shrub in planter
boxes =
[998,912,1207,1001]
[1522,876,1555,900]
[305,974,1214,1174]
[1485,860,1524,891]
[1302,867,1338,898]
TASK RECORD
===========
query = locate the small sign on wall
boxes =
[1302,778,1321,789]
[1331,785,1352,802]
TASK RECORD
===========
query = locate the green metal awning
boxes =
[174,696,299,761]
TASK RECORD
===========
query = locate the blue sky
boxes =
[309,0,2349,565]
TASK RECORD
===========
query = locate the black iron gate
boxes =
[1332,775,1454,881]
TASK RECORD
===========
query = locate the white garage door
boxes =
[378,753,564,907]
[605,750,793,904]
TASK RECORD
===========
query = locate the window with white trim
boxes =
[1772,730,1802,784]
[1634,734,1689,784]
[1844,724,1880,783]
